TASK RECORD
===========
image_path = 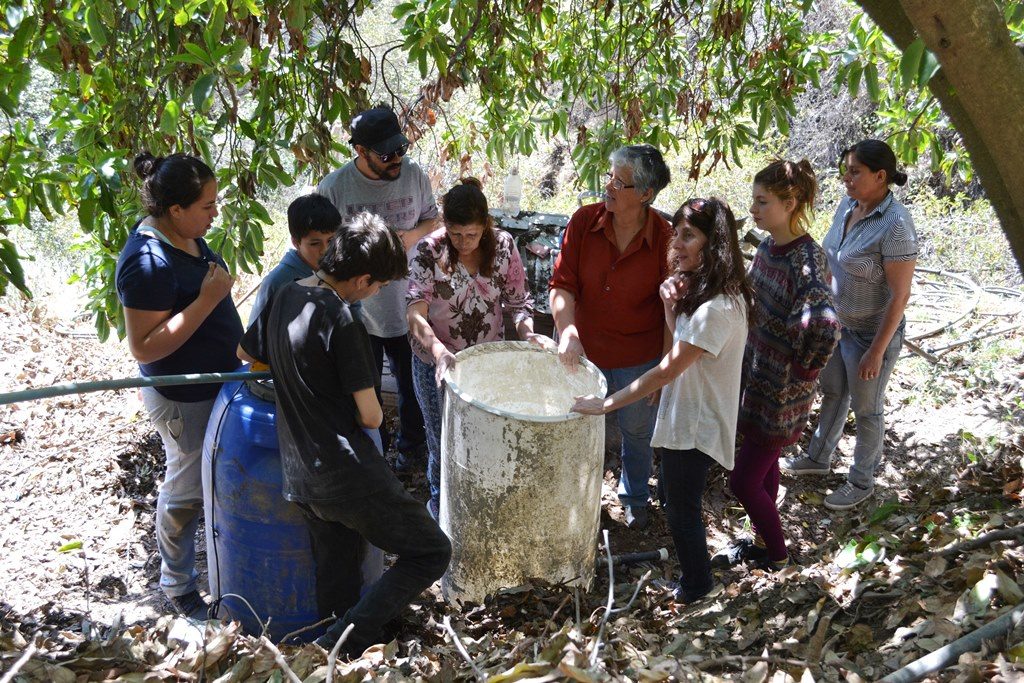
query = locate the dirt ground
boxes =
[2,292,1024,680]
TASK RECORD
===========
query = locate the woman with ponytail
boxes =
[724,159,840,570]
[782,140,918,511]
[574,198,751,604]
[407,178,553,518]
[115,152,242,617]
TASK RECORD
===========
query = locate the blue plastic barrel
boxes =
[201,379,383,641]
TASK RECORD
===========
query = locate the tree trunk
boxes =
[855,0,1024,273]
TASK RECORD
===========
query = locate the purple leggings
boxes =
[729,438,787,561]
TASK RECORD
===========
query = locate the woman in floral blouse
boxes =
[407,177,553,518]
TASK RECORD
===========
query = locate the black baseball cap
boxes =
[349,107,410,155]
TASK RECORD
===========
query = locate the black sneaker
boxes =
[624,505,650,531]
[710,537,768,568]
[169,590,209,619]
[315,620,369,658]
[753,554,792,572]
[671,579,718,604]
[395,444,427,472]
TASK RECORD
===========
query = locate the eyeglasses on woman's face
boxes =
[604,172,636,192]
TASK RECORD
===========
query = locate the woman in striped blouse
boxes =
[782,140,918,511]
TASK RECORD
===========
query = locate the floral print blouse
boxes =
[407,227,533,365]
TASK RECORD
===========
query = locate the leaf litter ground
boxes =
[2,296,1024,681]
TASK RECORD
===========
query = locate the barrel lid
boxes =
[442,341,607,422]
[246,377,276,403]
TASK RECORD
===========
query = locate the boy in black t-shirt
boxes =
[239,213,451,656]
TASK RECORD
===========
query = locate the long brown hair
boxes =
[439,177,498,277]
[671,197,753,321]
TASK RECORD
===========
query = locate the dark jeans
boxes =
[659,447,714,600]
[301,514,366,621]
[299,474,452,652]
[370,334,427,456]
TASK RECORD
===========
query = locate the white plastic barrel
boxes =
[440,341,607,603]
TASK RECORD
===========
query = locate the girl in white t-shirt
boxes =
[573,197,752,603]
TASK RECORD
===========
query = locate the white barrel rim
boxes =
[442,341,608,423]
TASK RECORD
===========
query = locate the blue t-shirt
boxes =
[115,225,243,402]
[249,248,364,326]
[249,249,311,325]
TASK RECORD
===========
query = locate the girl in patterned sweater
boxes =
[724,160,841,570]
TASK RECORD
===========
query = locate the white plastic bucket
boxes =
[440,341,607,603]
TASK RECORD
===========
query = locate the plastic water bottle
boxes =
[503,167,523,215]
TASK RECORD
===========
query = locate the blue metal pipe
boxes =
[0,371,271,406]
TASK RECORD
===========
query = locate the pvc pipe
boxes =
[0,371,271,406]
[879,602,1024,683]
[599,548,670,566]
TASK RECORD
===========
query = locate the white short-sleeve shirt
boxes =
[651,293,748,470]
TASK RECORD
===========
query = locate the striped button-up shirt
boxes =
[821,192,918,332]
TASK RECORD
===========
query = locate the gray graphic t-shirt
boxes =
[317,157,438,337]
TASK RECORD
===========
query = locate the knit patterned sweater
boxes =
[738,234,841,448]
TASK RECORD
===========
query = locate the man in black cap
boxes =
[317,106,436,473]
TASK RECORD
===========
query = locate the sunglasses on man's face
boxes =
[371,143,409,164]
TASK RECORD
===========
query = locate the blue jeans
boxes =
[601,359,659,508]
[806,324,904,489]
[411,355,444,510]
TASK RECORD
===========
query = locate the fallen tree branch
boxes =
[589,529,616,668]
[278,615,335,644]
[326,623,355,683]
[259,636,303,683]
[927,525,1024,558]
[697,654,809,671]
[903,339,940,364]
[879,602,1024,683]
[928,323,1024,356]
[0,643,38,683]
[443,615,484,681]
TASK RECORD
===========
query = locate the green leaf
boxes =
[59,540,83,553]
[169,53,210,67]
[192,73,217,112]
[846,62,862,98]
[917,48,940,87]
[159,100,180,136]
[95,311,110,342]
[392,1,417,20]
[184,42,212,66]
[8,18,37,63]
[0,92,16,116]
[864,62,880,102]
[85,6,109,47]
[869,500,900,525]
[900,38,925,90]
[205,2,227,50]
[0,239,30,296]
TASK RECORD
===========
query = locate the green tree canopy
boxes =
[1,0,1022,338]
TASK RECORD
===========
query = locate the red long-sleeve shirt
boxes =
[549,202,671,369]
